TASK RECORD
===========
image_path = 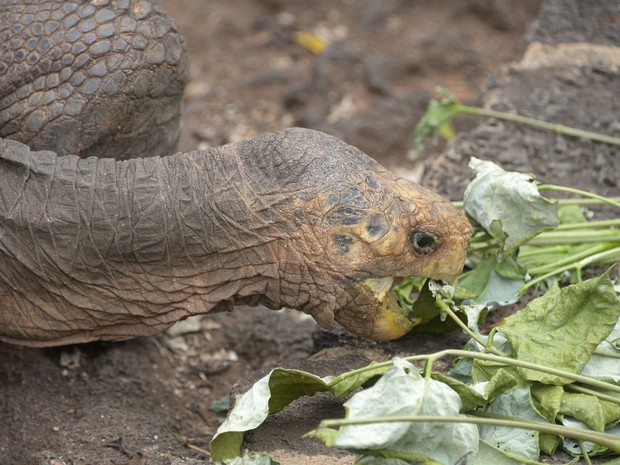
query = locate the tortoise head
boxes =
[246,129,472,340]
[316,175,472,340]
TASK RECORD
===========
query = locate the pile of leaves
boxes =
[207,97,620,465]
[207,158,620,464]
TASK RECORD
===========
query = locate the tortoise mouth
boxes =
[356,275,420,342]
[357,273,459,342]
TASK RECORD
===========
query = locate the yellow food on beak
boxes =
[361,277,422,341]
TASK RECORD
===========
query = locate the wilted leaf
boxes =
[581,316,620,382]
[557,204,589,225]
[431,373,487,412]
[464,158,559,258]
[310,358,479,465]
[561,417,620,457]
[530,383,563,424]
[455,255,525,306]
[327,361,390,398]
[395,279,462,334]
[210,359,397,462]
[413,87,460,152]
[210,368,328,461]
[473,441,547,465]
[480,388,545,460]
[559,393,620,432]
[498,272,620,384]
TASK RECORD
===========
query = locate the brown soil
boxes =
[3,1,618,465]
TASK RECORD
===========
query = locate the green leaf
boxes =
[266,369,329,413]
[464,158,559,258]
[473,440,547,465]
[557,204,589,224]
[210,368,328,461]
[538,433,561,456]
[315,358,479,464]
[211,360,399,461]
[559,393,620,432]
[581,316,620,382]
[327,361,390,398]
[471,359,525,390]
[455,255,526,306]
[413,87,460,152]
[431,373,487,412]
[392,277,427,306]
[304,427,338,447]
[498,272,620,384]
[530,383,563,424]
[480,388,546,460]
[482,369,520,402]
[402,280,462,334]
[454,256,497,300]
[561,417,620,457]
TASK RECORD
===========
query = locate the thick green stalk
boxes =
[518,245,569,261]
[538,184,620,209]
[438,305,504,356]
[319,413,620,452]
[327,349,620,397]
[555,197,620,206]
[565,384,620,406]
[525,243,612,275]
[527,231,620,246]
[555,219,620,231]
[519,245,620,292]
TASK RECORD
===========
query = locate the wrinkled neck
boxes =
[0,138,296,345]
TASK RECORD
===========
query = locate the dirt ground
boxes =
[1,1,618,464]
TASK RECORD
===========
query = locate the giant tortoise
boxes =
[0,0,472,347]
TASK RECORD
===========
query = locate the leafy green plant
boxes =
[413,87,620,152]
[451,158,620,307]
[210,273,620,464]
[208,90,620,465]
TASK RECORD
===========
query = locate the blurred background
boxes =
[160,0,541,192]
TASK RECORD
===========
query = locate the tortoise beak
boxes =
[434,272,460,285]
[356,277,418,341]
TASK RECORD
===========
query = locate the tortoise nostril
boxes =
[410,230,437,254]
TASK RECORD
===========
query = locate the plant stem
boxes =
[554,197,620,206]
[565,384,620,405]
[406,350,620,394]
[519,245,570,259]
[319,413,620,452]
[327,349,620,397]
[520,245,620,291]
[457,105,620,147]
[580,441,593,465]
[579,246,620,267]
[555,219,620,231]
[527,231,620,246]
[440,304,504,356]
[538,184,620,209]
[525,243,611,275]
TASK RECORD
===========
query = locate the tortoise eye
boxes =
[410,230,437,254]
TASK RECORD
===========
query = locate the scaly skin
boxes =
[0,1,472,347]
